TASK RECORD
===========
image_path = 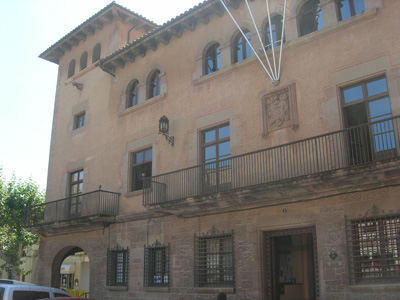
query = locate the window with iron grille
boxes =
[144,241,170,287]
[347,213,400,284]
[194,228,234,287]
[107,246,129,286]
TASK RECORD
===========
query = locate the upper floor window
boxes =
[342,76,395,163]
[73,111,85,130]
[131,148,152,192]
[126,80,139,108]
[337,0,365,21]
[144,241,170,287]
[148,70,161,99]
[69,169,83,217]
[106,246,129,287]
[68,59,76,78]
[265,15,285,50]
[233,30,252,63]
[298,0,323,37]
[204,43,221,75]
[92,43,101,63]
[80,52,88,71]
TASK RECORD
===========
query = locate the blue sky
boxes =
[0,0,202,189]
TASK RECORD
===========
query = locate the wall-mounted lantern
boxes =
[159,115,174,146]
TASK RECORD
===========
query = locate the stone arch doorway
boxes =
[51,246,90,297]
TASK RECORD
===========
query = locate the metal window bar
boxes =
[144,243,170,287]
[194,231,234,287]
[107,247,129,286]
[143,116,400,206]
[24,189,120,227]
[346,214,400,284]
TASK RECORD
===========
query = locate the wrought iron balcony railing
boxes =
[24,189,120,227]
[143,115,400,206]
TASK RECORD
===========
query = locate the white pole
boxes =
[219,0,276,82]
[277,0,287,80]
[244,0,276,80]
[265,0,278,80]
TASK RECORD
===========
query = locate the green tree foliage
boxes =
[0,169,44,278]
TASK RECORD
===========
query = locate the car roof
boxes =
[0,279,34,285]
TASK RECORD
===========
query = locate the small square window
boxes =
[74,112,85,130]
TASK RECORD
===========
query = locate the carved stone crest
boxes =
[261,83,298,137]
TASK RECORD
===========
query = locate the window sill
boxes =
[194,287,235,294]
[106,285,128,291]
[65,64,97,85]
[349,283,400,293]
[124,190,143,198]
[143,287,170,292]
[119,92,166,117]
[72,126,85,135]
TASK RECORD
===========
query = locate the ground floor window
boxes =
[347,211,400,284]
[144,241,170,287]
[106,246,129,286]
[194,227,234,287]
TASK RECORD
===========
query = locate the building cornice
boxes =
[39,2,158,64]
[98,0,242,74]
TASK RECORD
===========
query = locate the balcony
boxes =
[144,116,400,214]
[24,189,120,235]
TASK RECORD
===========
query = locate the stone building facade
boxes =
[27,0,400,299]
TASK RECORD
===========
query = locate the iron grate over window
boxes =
[107,246,129,287]
[346,213,400,284]
[194,227,234,287]
[144,241,170,287]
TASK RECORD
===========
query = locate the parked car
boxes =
[39,298,95,300]
[0,280,34,285]
[0,282,71,300]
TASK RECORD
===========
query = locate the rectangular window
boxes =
[107,247,129,286]
[131,148,152,191]
[74,111,85,129]
[201,124,231,193]
[144,243,170,287]
[337,0,365,21]
[194,230,234,287]
[69,169,83,217]
[342,76,396,164]
[347,214,400,284]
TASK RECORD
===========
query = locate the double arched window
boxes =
[298,0,323,37]
[265,15,285,50]
[148,70,161,99]
[337,0,365,21]
[126,80,139,108]
[204,43,221,75]
[233,30,252,63]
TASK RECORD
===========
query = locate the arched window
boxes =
[298,0,323,37]
[68,59,76,78]
[204,43,221,75]
[265,15,285,50]
[337,0,365,21]
[92,43,101,63]
[80,52,88,71]
[126,80,139,108]
[148,70,161,99]
[233,30,252,63]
